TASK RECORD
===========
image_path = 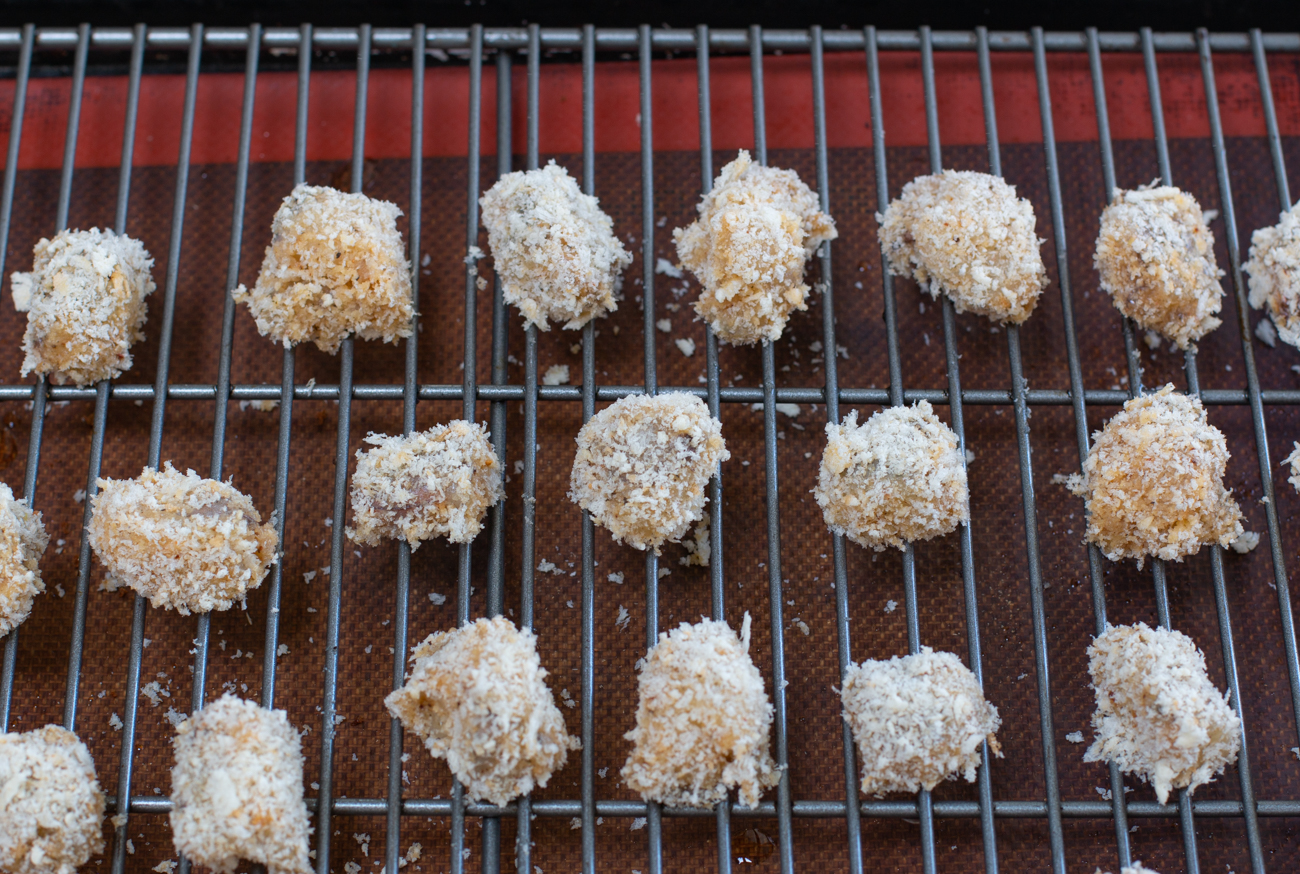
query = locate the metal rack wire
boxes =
[0,21,1297,874]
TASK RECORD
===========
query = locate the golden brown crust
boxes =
[675,150,837,345]
[569,392,729,553]
[1068,385,1242,567]
[1095,184,1224,349]
[385,617,577,806]
[233,184,413,353]
[88,463,278,614]
[11,228,155,386]
[878,170,1046,324]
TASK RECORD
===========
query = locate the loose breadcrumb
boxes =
[1084,623,1241,804]
[347,420,503,549]
[233,184,413,353]
[0,725,105,874]
[1067,385,1242,567]
[1284,442,1300,493]
[88,463,278,614]
[10,228,155,386]
[1245,202,1300,349]
[170,694,311,874]
[0,481,49,638]
[569,392,729,552]
[674,150,837,344]
[385,617,577,806]
[1094,864,1159,874]
[877,170,1046,324]
[1095,184,1225,349]
[841,647,1001,795]
[622,614,779,808]
[480,161,631,332]
[815,401,968,551]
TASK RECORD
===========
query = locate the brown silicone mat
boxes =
[4,54,1300,874]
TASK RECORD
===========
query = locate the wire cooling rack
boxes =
[0,21,1299,874]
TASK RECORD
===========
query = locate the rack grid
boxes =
[0,21,1297,874]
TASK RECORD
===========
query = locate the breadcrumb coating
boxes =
[622,614,779,808]
[233,184,413,353]
[815,401,968,552]
[674,150,837,344]
[0,481,49,638]
[878,170,1046,324]
[1084,623,1241,804]
[480,161,631,331]
[1095,184,1225,349]
[841,647,1001,795]
[1284,442,1300,493]
[10,228,155,386]
[1245,201,1300,348]
[347,420,503,549]
[88,463,278,614]
[0,725,105,874]
[1067,386,1242,567]
[569,392,729,552]
[170,694,311,874]
[386,617,577,806]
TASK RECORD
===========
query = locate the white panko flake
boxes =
[385,617,577,806]
[1230,531,1260,554]
[815,401,968,552]
[1094,865,1159,874]
[1067,385,1242,567]
[347,420,503,549]
[1084,623,1241,804]
[840,647,1001,795]
[480,161,631,331]
[11,228,155,386]
[170,694,312,874]
[542,364,570,386]
[88,463,279,614]
[0,725,105,874]
[674,150,837,345]
[621,614,779,809]
[1284,442,1300,494]
[569,392,729,552]
[1095,184,1225,349]
[877,170,1047,324]
[0,481,49,638]
[233,184,413,353]
[1245,202,1300,349]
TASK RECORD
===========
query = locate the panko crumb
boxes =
[678,517,710,567]
[815,401,968,552]
[1095,184,1224,349]
[11,228,155,386]
[1284,442,1300,493]
[1068,385,1242,567]
[569,392,728,552]
[621,613,779,808]
[674,150,837,345]
[542,364,570,386]
[0,725,105,874]
[233,184,413,353]
[1230,531,1260,554]
[841,647,1001,795]
[385,617,577,806]
[1094,864,1159,874]
[170,694,311,874]
[0,481,49,638]
[1084,623,1240,804]
[877,170,1046,324]
[88,463,278,614]
[1245,202,1300,349]
[480,161,631,332]
[347,420,503,549]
